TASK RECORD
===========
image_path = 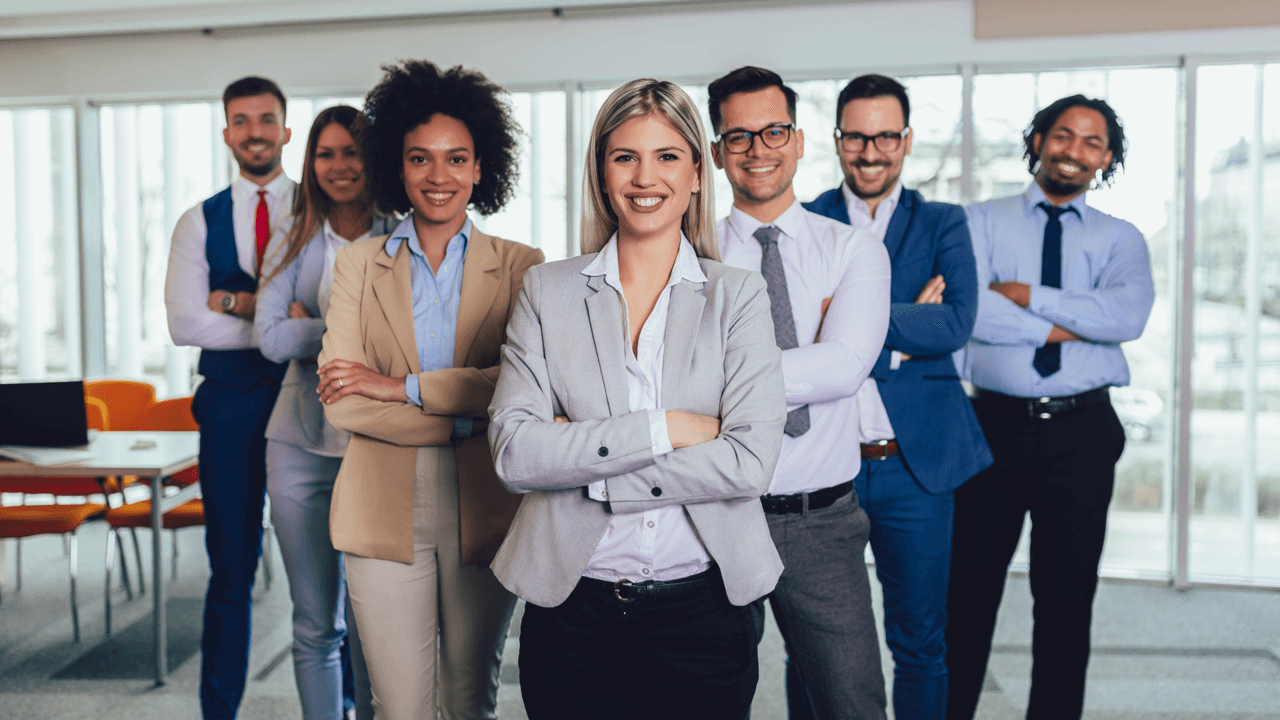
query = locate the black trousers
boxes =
[519,566,759,720]
[945,394,1125,720]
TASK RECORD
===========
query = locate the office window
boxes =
[1190,63,1280,584]
[973,68,1179,579]
[0,107,80,382]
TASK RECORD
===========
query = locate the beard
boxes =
[1037,155,1092,197]
[845,161,901,200]
[733,175,793,206]
[232,141,282,178]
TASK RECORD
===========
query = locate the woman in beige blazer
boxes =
[316,60,542,720]
[488,79,786,718]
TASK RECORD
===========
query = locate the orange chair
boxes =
[84,380,156,432]
[0,502,107,642]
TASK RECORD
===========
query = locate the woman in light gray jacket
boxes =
[255,105,394,720]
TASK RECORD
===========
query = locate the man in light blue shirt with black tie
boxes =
[946,95,1155,720]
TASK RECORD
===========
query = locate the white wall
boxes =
[0,0,1278,104]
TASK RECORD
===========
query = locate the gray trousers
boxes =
[765,490,888,720]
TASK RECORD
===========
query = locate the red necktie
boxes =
[255,189,270,274]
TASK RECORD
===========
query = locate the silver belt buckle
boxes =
[1032,396,1052,420]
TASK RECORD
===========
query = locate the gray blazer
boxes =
[255,217,397,452]
[488,253,787,608]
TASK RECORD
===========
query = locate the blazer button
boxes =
[651,487,662,497]
[598,447,608,457]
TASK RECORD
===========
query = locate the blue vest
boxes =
[197,187,287,387]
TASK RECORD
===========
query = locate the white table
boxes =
[0,431,200,685]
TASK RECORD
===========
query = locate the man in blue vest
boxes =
[803,74,991,720]
[165,76,294,720]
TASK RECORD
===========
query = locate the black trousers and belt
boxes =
[945,387,1126,720]
[519,564,759,720]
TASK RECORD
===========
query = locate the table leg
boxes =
[152,474,167,686]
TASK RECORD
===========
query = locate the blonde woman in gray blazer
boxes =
[488,79,787,719]
[255,105,392,720]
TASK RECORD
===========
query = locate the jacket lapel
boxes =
[662,279,705,403]
[583,275,631,417]
[371,240,421,374]
[454,230,501,368]
[883,188,915,261]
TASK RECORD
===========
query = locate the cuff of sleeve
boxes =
[1029,285,1063,319]
[587,480,608,502]
[405,375,422,407]
[648,408,674,457]
[890,351,902,370]
[1021,312,1056,346]
[452,417,473,439]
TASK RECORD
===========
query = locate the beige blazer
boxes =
[320,227,543,564]
[488,254,787,607]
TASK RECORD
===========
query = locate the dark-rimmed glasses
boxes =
[716,123,796,154]
[835,128,909,153]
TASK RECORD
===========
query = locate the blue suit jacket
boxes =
[804,186,991,493]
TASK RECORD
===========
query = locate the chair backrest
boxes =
[85,396,110,431]
[140,397,197,432]
[85,380,156,431]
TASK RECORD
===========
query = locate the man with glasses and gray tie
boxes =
[946,95,1155,720]
[710,66,891,720]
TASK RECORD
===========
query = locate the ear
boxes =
[473,158,482,185]
[710,142,725,170]
[281,126,292,146]
[222,126,232,148]
[1032,132,1044,157]
[902,127,913,157]
[692,162,701,193]
[795,127,805,161]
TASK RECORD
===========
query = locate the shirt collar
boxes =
[841,180,902,223]
[232,171,292,202]
[385,214,472,259]
[726,198,807,246]
[581,232,708,289]
[1024,180,1089,220]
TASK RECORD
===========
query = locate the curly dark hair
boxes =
[359,60,521,216]
[1023,94,1126,185]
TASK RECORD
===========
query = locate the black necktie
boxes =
[1033,202,1078,378]
[754,225,810,437]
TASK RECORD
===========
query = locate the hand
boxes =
[899,352,913,361]
[207,290,228,314]
[815,296,833,341]
[554,416,569,423]
[989,281,1031,308]
[317,359,410,404]
[666,411,720,449]
[915,275,945,304]
[1046,325,1081,344]
[288,301,312,319]
[206,290,257,319]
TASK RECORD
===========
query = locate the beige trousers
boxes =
[345,446,517,720]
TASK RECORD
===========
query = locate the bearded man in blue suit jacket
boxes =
[801,74,992,720]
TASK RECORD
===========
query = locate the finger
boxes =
[553,416,569,423]
[317,358,354,375]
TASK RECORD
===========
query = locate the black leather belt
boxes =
[974,387,1110,419]
[761,480,852,515]
[580,566,719,603]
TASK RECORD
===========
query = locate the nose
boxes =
[633,156,656,186]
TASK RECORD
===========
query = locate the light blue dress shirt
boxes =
[956,182,1155,398]
[386,213,473,437]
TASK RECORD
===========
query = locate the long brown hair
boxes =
[261,105,369,287]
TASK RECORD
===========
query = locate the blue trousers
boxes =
[192,377,279,720]
[787,454,953,720]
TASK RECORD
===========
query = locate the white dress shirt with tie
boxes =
[718,200,891,495]
[579,233,714,583]
[165,172,295,350]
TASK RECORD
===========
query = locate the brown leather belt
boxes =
[860,440,900,460]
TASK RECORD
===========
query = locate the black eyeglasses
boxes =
[835,128,909,153]
[716,123,796,154]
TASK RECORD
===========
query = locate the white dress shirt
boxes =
[580,233,714,583]
[165,172,296,349]
[718,200,891,495]
[843,180,903,443]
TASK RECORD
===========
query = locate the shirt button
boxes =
[441,266,447,272]
[430,331,436,338]
[434,299,439,304]
[651,487,662,497]
[641,567,651,576]
[598,447,608,457]
[647,521,654,528]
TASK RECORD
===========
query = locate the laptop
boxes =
[0,380,90,447]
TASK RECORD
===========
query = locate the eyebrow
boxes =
[722,122,787,135]
[608,146,685,154]
[404,146,471,154]
[1051,126,1106,142]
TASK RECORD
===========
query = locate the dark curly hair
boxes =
[1023,94,1126,185]
[359,60,521,216]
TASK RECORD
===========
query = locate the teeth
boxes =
[1060,163,1083,173]
[859,166,886,176]
[746,166,776,174]
[426,192,452,201]
[631,197,661,207]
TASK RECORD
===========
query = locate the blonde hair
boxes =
[580,79,719,261]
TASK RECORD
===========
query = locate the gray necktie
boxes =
[754,225,810,437]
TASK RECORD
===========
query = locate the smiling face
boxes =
[223,93,291,179]
[602,113,700,244]
[313,122,364,205]
[401,114,481,229]
[837,95,912,205]
[1033,105,1113,203]
[711,87,803,221]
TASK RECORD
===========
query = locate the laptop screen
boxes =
[0,380,90,447]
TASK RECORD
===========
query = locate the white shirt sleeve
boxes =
[164,204,256,350]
